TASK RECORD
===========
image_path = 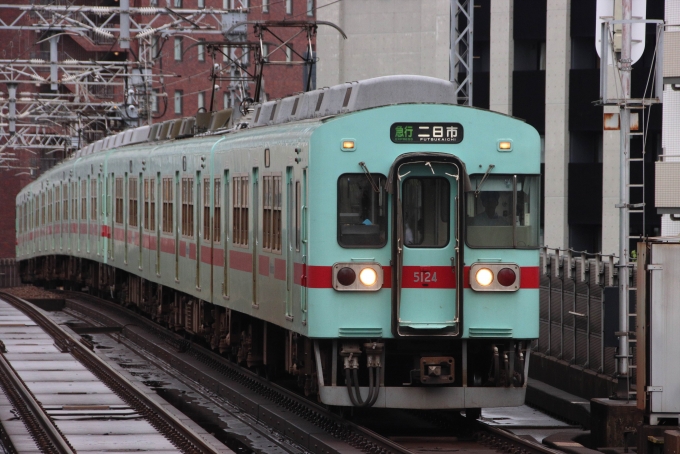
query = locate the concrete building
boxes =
[317,0,665,255]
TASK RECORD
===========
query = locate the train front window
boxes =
[466,174,540,248]
[402,177,450,248]
[337,173,387,248]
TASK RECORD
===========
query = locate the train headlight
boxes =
[470,263,520,292]
[333,262,383,291]
[475,268,494,287]
[359,268,377,286]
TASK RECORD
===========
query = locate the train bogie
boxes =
[17,76,540,409]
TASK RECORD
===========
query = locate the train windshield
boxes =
[466,174,540,248]
[337,173,387,248]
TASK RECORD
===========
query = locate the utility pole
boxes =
[615,0,632,399]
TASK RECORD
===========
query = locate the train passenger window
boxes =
[48,189,53,224]
[466,174,540,248]
[337,173,387,248]
[233,176,249,247]
[115,178,123,224]
[162,177,173,233]
[81,180,87,221]
[213,178,221,243]
[263,175,282,253]
[129,178,138,227]
[62,183,68,221]
[295,181,300,251]
[181,177,194,237]
[402,177,450,248]
[40,192,45,226]
[91,179,97,221]
[72,182,78,221]
[55,186,61,222]
[203,178,211,241]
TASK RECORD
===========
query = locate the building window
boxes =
[285,0,292,14]
[162,177,173,233]
[241,46,249,65]
[174,90,183,115]
[223,92,231,109]
[198,91,205,111]
[181,177,194,237]
[286,45,293,62]
[174,37,183,61]
[174,0,182,7]
[223,0,230,8]
[233,176,248,247]
[129,177,138,227]
[262,43,269,62]
[198,0,205,8]
[115,178,123,224]
[262,175,282,253]
[262,0,268,13]
[197,40,205,61]
[307,0,314,16]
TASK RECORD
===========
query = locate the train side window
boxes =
[62,183,68,222]
[337,173,387,248]
[203,178,211,241]
[262,174,282,253]
[129,178,138,227]
[55,186,61,222]
[144,179,150,230]
[233,175,249,247]
[40,191,45,226]
[115,178,123,224]
[91,179,97,221]
[465,174,540,248]
[81,179,87,221]
[162,177,173,233]
[72,182,77,222]
[295,181,300,251]
[181,177,194,237]
[402,177,450,248]
[213,178,221,243]
[48,188,53,224]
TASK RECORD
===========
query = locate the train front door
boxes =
[396,160,460,334]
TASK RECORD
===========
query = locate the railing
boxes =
[537,248,636,380]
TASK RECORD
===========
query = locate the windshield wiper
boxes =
[474,164,495,196]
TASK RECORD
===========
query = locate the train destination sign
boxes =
[390,122,464,144]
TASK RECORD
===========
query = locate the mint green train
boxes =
[16,76,541,410]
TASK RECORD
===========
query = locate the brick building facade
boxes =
[0,0,316,259]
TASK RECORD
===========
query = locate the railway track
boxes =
[1,288,569,454]
[0,291,229,454]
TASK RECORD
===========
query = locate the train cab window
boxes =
[466,174,540,248]
[402,177,450,248]
[337,173,387,248]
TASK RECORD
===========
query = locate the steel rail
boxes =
[0,291,223,454]
[0,342,75,454]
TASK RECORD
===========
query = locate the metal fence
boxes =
[0,258,23,288]
[536,249,636,380]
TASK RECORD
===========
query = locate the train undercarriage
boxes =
[20,254,529,409]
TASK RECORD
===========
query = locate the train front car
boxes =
[306,77,541,409]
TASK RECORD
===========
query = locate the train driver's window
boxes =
[465,174,540,248]
[337,173,387,248]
